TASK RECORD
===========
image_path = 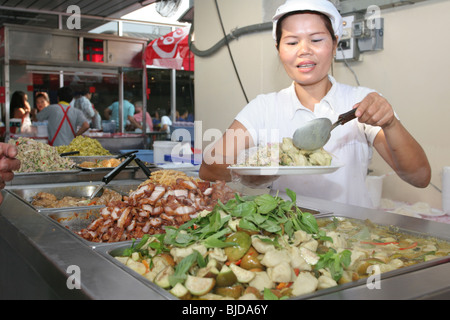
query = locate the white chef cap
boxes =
[272,0,343,42]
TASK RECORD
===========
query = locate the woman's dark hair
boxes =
[57,86,73,103]
[275,10,337,49]
[35,93,49,102]
[10,91,26,111]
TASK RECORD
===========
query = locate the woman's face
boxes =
[278,13,337,88]
[36,97,49,111]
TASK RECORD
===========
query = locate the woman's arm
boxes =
[199,120,254,182]
[356,92,431,188]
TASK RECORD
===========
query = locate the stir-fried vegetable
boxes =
[115,189,450,300]
[57,136,111,156]
[9,137,75,172]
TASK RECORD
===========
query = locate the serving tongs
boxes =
[89,154,137,200]
[60,151,80,157]
[134,157,153,178]
[116,150,138,159]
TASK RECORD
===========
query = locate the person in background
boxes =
[131,101,153,132]
[91,106,102,130]
[10,91,32,132]
[73,89,97,128]
[158,108,172,139]
[35,92,50,112]
[104,92,135,131]
[177,108,194,122]
[36,87,89,146]
[151,110,161,130]
[199,0,430,208]
[31,92,50,122]
[0,142,21,204]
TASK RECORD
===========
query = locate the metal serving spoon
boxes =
[292,108,357,151]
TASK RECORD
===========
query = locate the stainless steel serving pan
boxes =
[69,156,156,172]
[93,210,450,300]
[43,207,133,248]
[41,203,329,247]
[6,182,142,213]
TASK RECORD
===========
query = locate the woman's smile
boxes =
[296,60,317,72]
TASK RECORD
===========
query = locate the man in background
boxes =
[37,87,89,146]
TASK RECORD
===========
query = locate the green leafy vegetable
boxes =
[169,250,205,287]
[315,248,352,281]
[263,288,288,300]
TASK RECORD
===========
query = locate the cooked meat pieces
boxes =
[31,189,122,208]
[95,188,122,205]
[32,192,58,208]
[77,179,237,243]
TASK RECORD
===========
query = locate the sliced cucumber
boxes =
[185,275,216,296]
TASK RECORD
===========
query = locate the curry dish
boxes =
[114,191,450,300]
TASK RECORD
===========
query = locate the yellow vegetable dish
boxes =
[57,136,111,156]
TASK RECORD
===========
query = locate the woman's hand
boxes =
[357,93,431,188]
[230,170,280,188]
[354,92,397,129]
[24,101,32,114]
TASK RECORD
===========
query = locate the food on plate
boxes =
[146,169,198,187]
[31,188,122,208]
[9,137,75,172]
[79,158,122,168]
[279,137,332,166]
[234,138,332,167]
[77,171,237,243]
[57,136,111,156]
[115,189,450,300]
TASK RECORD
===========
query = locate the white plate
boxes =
[228,163,343,176]
[419,208,447,217]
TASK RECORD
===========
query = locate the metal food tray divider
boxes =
[5,182,143,248]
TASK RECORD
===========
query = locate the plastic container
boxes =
[442,167,450,213]
[10,119,21,134]
[33,121,48,137]
[153,141,191,164]
[164,154,202,165]
[365,175,384,208]
[102,120,116,133]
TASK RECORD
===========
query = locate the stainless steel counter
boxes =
[83,133,145,153]
[0,182,449,300]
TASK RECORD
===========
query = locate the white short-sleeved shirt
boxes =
[235,76,382,208]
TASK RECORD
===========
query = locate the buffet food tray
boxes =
[39,204,329,248]
[69,156,156,172]
[44,207,135,248]
[13,169,82,176]
[93,210,450,300]
[6,182,141,213]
